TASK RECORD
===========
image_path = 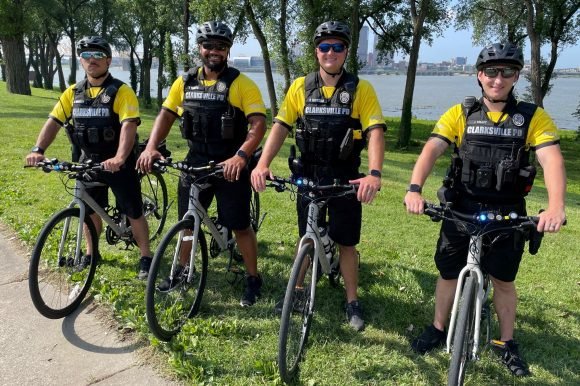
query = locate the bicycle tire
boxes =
[250,187,260,233]
[140,170,168,241]
[278,243,316,383]
[29,208,98,319]
[447,275,477,386]
[145,219,208,341]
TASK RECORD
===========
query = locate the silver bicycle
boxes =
[28,159,168,319]
[423,202,545,386]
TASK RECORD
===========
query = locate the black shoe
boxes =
[240,274,262,307]
[76,253,100,271]
[157,265,185,292]
[274,288,306,315]
[345,300,365,332]
[491,339,531,376]
[411,324,446,354]
[138,256,153,280]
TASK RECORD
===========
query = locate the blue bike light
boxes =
[478,213,487,222]
[296,178,303,186]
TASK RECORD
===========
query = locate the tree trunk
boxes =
[129,48,139,92]
[183,0,190,72]
[0,47,6,81]
[157,29,166,110]
[47,31,65,91]
[348,4,361,75]
[245,1,277,115]
[278,0,291,94]
[141,36,152,108]
[524,0,544,107]
[1,35,31,95]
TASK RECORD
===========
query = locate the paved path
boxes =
[0,224,179,385]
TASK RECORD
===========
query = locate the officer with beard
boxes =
[137,21,267,307]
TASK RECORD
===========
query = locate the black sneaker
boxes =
[411,324,446,354]
[138,256,153,280]
[240,274,262,307]
[491,339,531,376]
[274,288,306,314]
[157,265,185,292]
[345,300,365,332]
[76,253,100,271]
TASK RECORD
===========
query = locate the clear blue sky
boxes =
[230,26,580,69]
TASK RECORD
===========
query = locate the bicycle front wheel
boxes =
[140,170,168,241]
[29,208,98,319]
[146,219,208,341]
[278,243,316,383]
[250,187,260,233]
[447,275,477,386]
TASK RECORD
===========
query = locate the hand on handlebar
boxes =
[219,154,246,182]
[404,191,425,214]
[25,152,47,167]
[537,207,566,233]
[349,175,380,204]
[136,149,163,173]
[250,164,273,192]
[101,156,124,173]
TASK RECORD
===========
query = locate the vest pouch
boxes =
[221,113,234,139]
[495,158,518,191]
[461,159,474,185]
[180,111,194,140]
[338,128,354,160]
[295,127,307,154]
[87,127,100,144]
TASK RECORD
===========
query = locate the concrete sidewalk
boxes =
[0,224,179,385]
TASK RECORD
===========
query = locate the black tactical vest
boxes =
[295,71,364,178]
[69,75,124,160]
[453,96,537,202]
[180,66,247,163]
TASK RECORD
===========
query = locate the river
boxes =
[64,67,579,130]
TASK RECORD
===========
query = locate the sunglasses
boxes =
[482,67,518,78]
[317,43,346,53]
[80,51,108,60]
[202,42,228,51]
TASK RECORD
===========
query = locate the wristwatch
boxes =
[406,184,422,193]
[30,146,45,155]
[369,169,382,178]
[236,149,249,161]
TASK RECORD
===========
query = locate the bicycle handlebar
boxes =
[266,175,358,195]
[153,158,223,176]
[29,159,104,174]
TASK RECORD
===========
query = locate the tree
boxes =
[0,0,32,94]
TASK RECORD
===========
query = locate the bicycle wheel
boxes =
[146,219,208,341]
[29,208,98,319]
[250,187,260,233]
[447,275,477,386]
[278,243,316,383]
[140,170,168,241]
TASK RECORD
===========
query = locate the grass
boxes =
[1,82,579,385]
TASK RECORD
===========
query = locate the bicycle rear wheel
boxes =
[140,171,168,241]
[278,243,316,383]
[250,187,260,233]
[447,275,477,386]
[146,219,208,341]
[29,208,98,319]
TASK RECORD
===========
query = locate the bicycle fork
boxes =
[446,236,486,361]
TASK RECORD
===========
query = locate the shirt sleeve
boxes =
[274,77,306,130]
[353,79,386,131]
[114,84,140,123]
[527,107,560,149]
[432,104,464,145]
[162,76,185,114]
[48,86,76,125]
[229,73,267,117]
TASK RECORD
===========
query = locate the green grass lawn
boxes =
[1,82,578,385]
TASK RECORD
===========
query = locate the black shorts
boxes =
[297,192,362,247]
[85,159,143,219]
[434,199,527,282]
[178,169,251,231]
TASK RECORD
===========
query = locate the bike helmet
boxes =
[196,21,234,47]
[76,36,112,57]
[313,21,351,47]
[475,42,524,70]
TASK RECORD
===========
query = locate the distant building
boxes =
[454,57,467,65]
[357,26,369,68]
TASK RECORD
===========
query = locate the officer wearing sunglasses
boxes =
[26,36,154,280]
[251,20,386,332]
[405,42,566,377]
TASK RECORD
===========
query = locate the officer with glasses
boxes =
[137,21,267,307]
[25,36,154,279]
[251,20,386,331]
[404,42,566,376]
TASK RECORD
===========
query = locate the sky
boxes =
[229,26,580,69]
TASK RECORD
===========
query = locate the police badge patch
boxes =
[216,81,227,92]
[512,113,525,127]
[339,91,350,104]
[100,93,111,104]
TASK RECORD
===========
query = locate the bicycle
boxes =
[422,202,549,386]
[27,158,168,319]
[145,158,262,341]
[266,175,357,384]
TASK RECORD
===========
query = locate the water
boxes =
[64,67,579,130]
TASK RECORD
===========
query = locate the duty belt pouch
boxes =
[338,128,354,160]
[221,113,234,139]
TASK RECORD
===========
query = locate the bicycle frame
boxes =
[297,200,335,275]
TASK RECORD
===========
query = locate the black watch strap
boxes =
[406,184,422,193]
[31,146,45,155]
[236,149,249,161]
[369,169,382,178]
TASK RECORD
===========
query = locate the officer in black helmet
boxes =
[138,21,267,307]
[404,42,566,376]
[26,36,154,280]
[251,21,386,332]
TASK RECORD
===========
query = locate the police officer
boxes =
[251,21,386,331]
[25,36,153,279]
[137,21,267,307]
[404,43,566,376]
